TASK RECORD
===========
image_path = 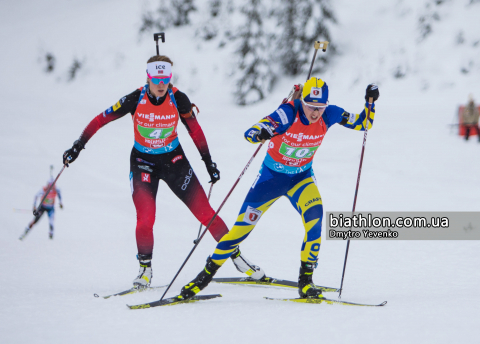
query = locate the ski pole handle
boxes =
[314,41,329,52]
[307,41,329,81]
[33,165,66,216]
[153,32,165,56]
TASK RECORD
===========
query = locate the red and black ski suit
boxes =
[76,85,228,258]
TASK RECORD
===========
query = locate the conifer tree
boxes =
[274,0,336,76]
[234,0,275,105]
[140,0,196,32]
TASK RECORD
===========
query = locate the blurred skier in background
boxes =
[462,95,480,141]
[62,55,265,288]
[20,178,63,240]
[178,78,379,301]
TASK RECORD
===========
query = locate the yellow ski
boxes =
[264,297,387,307]
[127,294,222,309]
[213,277,339,292]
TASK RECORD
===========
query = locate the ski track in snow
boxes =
[1,0,479,343]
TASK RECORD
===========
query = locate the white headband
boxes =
[146,61,172,78]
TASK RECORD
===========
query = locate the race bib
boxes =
[137,125,174,139]
[279,142,319,160]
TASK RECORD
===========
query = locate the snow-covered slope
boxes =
[1,0,479,343]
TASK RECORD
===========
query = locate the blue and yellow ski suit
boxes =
[211,99,375,269]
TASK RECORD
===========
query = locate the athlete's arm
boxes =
[244,103,297,143]
[77,90,141,146]
[56,187,62,203]
[322,103,375,131]
[63,90,141,166]
[33,189,43,209]
[177,91,213,162]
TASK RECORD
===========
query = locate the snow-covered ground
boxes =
[1,0,479,343]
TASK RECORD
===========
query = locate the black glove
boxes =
[365,84,379,103]
[205,161,220,184]
[256,127,274,141]
[63,140,85,166]
[203,156,220,184]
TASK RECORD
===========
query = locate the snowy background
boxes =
[1,0,479,343]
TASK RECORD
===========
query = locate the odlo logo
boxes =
[181,169,193,190]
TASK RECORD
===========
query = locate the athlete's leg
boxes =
[285,172,323,264]
[180,167,310,299]
[20,207,46,240]
[285,171,324,298]
[465,126,471,140]
[161,149,228,242]
[210,166,292,266]
[130,150,161,256]
[46,208,55,238]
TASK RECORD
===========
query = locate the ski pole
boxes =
[193,184,213,245]
[338,97,374,298]
[159,142,264,301]
[33,165,66,216]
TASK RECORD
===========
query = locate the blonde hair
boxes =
[146,55,174,88]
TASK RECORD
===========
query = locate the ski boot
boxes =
[298,261,324,299]
[19,227,31,241]
[230,246,265,280]
[180,256,220,300]
[49,225,54,240]
[133,254,152,288]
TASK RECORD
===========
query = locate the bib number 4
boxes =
[137,125,174,139]
[149,129,163,139]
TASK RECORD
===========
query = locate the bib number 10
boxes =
[279,143,318,159]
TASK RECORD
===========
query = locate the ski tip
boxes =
[93,293,99,298]
[379,301,387,306]
[127,303,150,309]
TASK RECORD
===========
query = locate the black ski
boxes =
[94,285,167,299]
[265,296,387,307]
[212,276,339,293]
[127,294,222,309]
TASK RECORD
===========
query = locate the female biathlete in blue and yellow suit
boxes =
[179,78,380,300]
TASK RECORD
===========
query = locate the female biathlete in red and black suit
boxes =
[63,56,265,287]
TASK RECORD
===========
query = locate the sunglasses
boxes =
[301,98,328,111]
[147,72,172,85]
